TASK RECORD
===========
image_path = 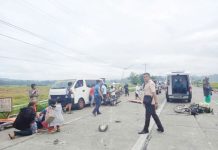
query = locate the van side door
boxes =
[74,80,85,104]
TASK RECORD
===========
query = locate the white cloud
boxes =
[0,0,218,80]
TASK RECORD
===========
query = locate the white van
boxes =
[49,79,102,109]
[166,72,192,102]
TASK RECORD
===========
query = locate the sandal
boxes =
[8,133,15,140]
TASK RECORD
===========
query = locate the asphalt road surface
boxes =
[0,87,217,150]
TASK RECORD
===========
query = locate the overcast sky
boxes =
[0,0,218,80]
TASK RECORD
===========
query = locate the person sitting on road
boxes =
[8,102,37,139]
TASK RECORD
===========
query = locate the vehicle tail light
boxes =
[189,86,192,92]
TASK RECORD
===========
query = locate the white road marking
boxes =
[131,99,167,150]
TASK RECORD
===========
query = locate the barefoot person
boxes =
[8,102,36,139]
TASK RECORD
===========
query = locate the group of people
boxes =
[90,80,117,116]
[7,75,218,140]
[8,98,64,139]
[8,84,64,139]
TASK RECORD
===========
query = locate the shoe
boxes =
[157,128,164,132]
[67,111,72,114]
[92,112,96,116]
[97,112,102,115]
[138,130,149,134]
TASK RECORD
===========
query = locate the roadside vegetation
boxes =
[0,85,50,105]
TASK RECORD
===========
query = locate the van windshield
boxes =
[172,75,189,94]
[51,80,76,89]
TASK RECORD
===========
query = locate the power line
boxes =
[0,19,81,56]
[0,18,106,64]
[0,33,81,62]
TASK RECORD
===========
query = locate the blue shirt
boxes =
[94,84,100,97]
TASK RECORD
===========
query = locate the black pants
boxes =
[143,104,164,132]
[14,128,33,136]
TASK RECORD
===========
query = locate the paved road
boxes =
[147,87,218,150]
[0,92,165,150]
[1,87,217,150]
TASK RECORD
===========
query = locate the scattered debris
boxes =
[115,120,121,123]
[128,99,142,104]
[53,139,59,145]
[98,124,108,132]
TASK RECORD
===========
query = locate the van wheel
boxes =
[78,98,85,110]
[166,94,170,102]
[187,98,191,103]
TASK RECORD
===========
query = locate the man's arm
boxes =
[98,88,103,98]
[151,82,158,109]
[152,92,158,104]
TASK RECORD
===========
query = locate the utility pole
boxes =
[144,63,146,73]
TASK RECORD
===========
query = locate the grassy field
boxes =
[211,82,218,89]
[0,85,50,105]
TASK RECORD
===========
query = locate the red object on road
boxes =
[128,99,142,104]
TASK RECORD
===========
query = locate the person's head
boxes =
[96,80,102,85]
[68,82,72,87]
[143,73,151,82]
[49,99,57,108]
[28,101,36,108]
[31,84,36,89]
[56,97,62,104]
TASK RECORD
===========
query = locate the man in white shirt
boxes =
[101,84,107,104]
[138,73,164,134]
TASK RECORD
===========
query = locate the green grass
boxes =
[0,85,50,118]
[211,83,218,89]
[0,85,50,105]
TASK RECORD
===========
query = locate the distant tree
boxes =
[128,72,144,85]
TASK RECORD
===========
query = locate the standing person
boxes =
[65,82,73,114]
[124,83,129,96]
[203,77,215,104]
[89,86,95,107]
[138,73,164,134]
[29,84,39,102]
[92,80,103,116]
[135,84,141,100]
[101,84,107,104]
[110,85,116,99]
